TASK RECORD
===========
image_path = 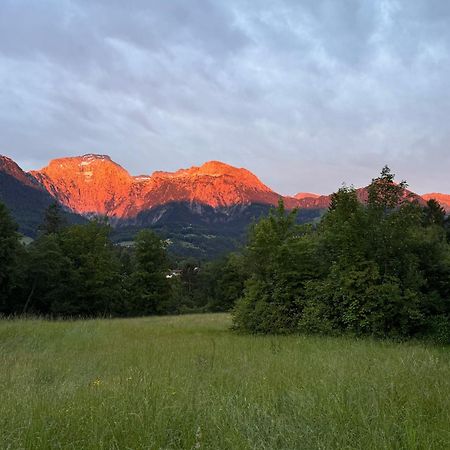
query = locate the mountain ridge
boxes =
[2,153,449,225]
[29,154,296,217]
[0,155,87,236]
[2,153,448,257]
[422,193,450,212]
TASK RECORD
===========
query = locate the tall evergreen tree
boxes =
[39,202,67,235]
[423,199,446,227]
[21,234,68,314]
[129,229,171,315]
[0,202,21,313]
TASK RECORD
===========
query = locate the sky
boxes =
[1,0,450,195]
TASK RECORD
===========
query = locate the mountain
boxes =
[354,185,424,205]
[0,155,41,188]
[24,153,431,220]
[294,192,321,199]
[134,160,294,210]
[0,155,55,236]
[31,155,300,219]
[31,154,135,218]
[293,185,425,210]
[0,156,85,236]
[422,193,450,212]
[2,152,446,257]
[3,154,318,256]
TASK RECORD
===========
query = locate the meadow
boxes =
[0,314,449,449]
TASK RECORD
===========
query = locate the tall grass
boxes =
[0,314,448,449]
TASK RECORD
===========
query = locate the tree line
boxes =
[234,167,450,342]
[0,202,245,317]
[1,166,449,342]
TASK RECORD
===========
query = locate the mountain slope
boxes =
[0,156,55,236]
[2,153,447,257]
[31,156,295,218]
[31,154,135,217]
[422,193,450,212]
[294,192,321,200]
[1,154,319,254]
[0,156,85,236]
[293,185,425,210]
[132,160,300,212]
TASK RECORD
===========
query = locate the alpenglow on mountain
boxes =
[1,153,449,257]
[1,154,317,257]
[29,154,301,218]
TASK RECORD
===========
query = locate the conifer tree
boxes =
[0,202,21,313]
[39,202,67,235]
[129,229,171,315]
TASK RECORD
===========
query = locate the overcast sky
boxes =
[1,0,450,195]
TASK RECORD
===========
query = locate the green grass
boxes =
[0,314,449,449]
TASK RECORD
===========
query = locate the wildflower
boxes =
[92,378,102,387]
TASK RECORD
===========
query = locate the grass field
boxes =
[0,314,449,449]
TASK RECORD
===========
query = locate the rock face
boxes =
[31,156,292,218]
[31,154,134,217]
[422,193,450,212]
[2,153,446,226]
[0,156,42,188]
[134,161,293,211]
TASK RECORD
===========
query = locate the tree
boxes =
[233,199,319,333]
[0,202,21,313]
[207,253,247,312]
[233,168,450,341]
[423,199,446,227]
[21,234,68,314]
[39,202,67,235]
[367,165,408,211]
[318,186,367,269]
[53,220,123,316]
[128,229,171,315]
[300,168,449,338]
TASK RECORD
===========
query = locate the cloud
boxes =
[0,0,449,194]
